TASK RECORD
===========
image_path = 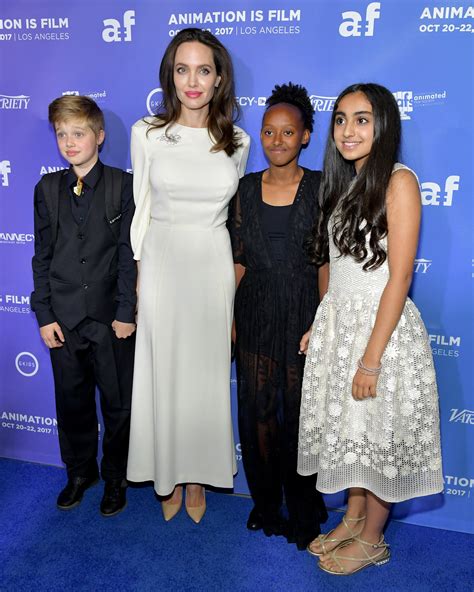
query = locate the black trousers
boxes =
[50,318,135,481]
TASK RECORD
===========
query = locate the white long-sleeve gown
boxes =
[127,119,250,495]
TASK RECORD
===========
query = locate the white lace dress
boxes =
[297,164,443,502]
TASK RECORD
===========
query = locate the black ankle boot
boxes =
[57,475,99,510]
[100,479,127,517]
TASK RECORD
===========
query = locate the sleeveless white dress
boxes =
[297,164,443,502]
[127,119,250,495]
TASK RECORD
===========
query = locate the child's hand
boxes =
[299,326,313,355]
[112,320,136,339]
[352,369,379,400]
[40,322,65,349]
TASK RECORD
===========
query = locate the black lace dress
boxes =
[228,168,328,547]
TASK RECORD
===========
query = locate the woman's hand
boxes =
[352,369,379,400]
[299,326,313,355]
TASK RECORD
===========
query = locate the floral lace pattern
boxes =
[297,164,443,502]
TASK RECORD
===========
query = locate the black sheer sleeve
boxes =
[227,186,246,266]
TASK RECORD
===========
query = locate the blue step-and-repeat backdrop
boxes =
[0,1,472,533]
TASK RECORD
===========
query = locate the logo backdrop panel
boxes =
[0,0,472,533]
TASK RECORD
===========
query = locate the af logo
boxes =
[393,91,413,120]
[102,10,135,42]
[0,160,11,187]
[421,176,460,207]
[339,2,381,37]
[146,87,163,116]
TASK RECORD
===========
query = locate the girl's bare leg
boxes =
[320,490,391,574]
[308,487,367,554]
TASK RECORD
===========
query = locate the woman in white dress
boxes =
[127,28,250,523]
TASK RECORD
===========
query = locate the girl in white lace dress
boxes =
[297,83,443,575]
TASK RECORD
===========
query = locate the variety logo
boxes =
[102,10,135,42]
[62,90,79,96]
[339,2,381,37]
[449,409,474,425]
[310,95,337,112]
[0,160,11,186]
[0,94,30,109]
[15,352,39,377]
[413,258,432,274]
[146,87,163,116]
[236,96,267,107]
[0,232,34,245]
[421,175,460,207]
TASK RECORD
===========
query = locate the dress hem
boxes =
[127,473,237,496]
[296,473,443,504]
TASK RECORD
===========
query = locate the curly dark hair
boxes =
[309,82,401,271]
[147,28,241,156]
[265,82,314,132]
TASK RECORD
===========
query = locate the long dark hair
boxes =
[147,28,240,156]
[310,83,401,270]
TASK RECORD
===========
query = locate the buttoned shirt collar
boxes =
[67,159,104,191]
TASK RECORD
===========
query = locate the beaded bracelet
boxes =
[357,358,382,375]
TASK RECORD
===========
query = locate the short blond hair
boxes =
[48,95,104,136]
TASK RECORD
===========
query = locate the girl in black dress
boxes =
[228,83,327,549]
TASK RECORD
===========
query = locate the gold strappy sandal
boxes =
[318,535,390,575]
[307,515,366,557]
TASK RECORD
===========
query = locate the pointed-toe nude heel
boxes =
[161,486,183,522]
[161,498,182,522]
[185,489,206,524]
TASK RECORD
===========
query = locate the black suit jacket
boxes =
[31,162,137,330]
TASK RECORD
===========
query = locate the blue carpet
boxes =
[0,458,472,592]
